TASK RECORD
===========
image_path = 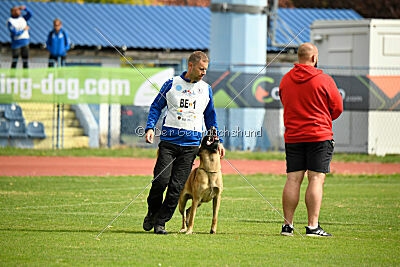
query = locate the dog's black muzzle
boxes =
[207,138,220,152]
[202,127,220,153]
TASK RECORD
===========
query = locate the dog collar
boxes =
[198,167,220,173]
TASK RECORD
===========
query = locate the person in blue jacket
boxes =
[7,5,32,69]
[142,51,225,235]
[46,18,70,67]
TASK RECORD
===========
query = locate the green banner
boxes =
[0,67,173,104]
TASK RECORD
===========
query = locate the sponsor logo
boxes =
[252,76,279,103]
[181,88,196,96]
[0,73,130,100]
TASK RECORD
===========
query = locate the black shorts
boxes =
[285,140,335,173]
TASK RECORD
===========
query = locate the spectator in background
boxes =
[7,5,32,69]
[46,18,70,67]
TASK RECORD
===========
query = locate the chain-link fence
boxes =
[120,64,400,155]
[1,59,399,154]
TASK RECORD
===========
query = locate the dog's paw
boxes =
[179,228,187,233]
[185,230,193,235]
[210,229,216,234]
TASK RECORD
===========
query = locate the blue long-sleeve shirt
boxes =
[145,72,222,146]
[46,28,70,57]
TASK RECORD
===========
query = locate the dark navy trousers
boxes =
[147,141,199,226]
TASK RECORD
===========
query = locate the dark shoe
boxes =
[305,225,332,237]
[280,224,294,236]
[143,211,156,231]
[154,225,168,235]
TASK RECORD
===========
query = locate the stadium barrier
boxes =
[0,63,399,154]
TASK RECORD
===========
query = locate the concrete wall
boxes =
[71,104,99,148]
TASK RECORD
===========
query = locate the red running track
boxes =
[0,156,399,176]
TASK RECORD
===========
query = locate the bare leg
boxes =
[305,170,326,227]
[282,170,305,225]
[210,192,221,234]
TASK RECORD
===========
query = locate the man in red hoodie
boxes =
[279,43,343,237]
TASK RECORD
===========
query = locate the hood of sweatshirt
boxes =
[289,63,323,83]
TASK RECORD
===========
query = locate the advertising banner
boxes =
[1,67,399,110]
[0,67,173,105]
[204,71,400,111]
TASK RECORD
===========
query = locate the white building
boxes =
[311,19,400,155]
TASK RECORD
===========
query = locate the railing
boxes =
[1,59,399,154]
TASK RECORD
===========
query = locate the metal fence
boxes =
[1,57,399,154]
[120,64,400,155]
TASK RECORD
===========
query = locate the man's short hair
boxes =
[188,51,209,65]
[53,18,62,24]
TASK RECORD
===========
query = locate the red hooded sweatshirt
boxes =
[279,63,343,143]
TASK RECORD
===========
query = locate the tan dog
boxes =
[178,127,223,234]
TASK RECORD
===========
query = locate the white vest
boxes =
[163,76,210,132]
[8,17,29,40]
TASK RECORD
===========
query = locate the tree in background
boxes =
[285,0,400,19]
[156,0,209,6]
[26,0,209,6]
[23,0,400,18]
[277,0,294,8]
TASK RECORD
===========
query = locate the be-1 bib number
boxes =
[180,99,196,109]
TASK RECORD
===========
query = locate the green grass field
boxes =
[1,173,399,265]
[1,147,400,163]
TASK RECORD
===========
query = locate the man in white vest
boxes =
[143,51,225,234]
[7,5,32,69]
